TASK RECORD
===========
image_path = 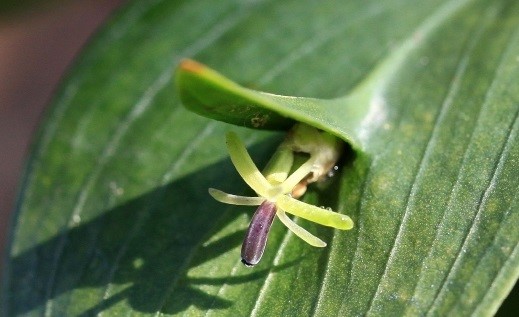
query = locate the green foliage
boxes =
[2,0,518,316]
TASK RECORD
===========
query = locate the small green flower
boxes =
[209,124,353,266]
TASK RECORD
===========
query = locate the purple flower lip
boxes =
[241,201,277,267]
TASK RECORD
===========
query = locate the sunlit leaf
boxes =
[2,0,518,316]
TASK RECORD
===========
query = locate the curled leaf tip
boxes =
[175,59,295,130]
[178,58,206,74]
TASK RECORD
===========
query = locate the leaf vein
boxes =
[398,6,503,314]
[472,238,519,316]
[462,189,519,316]
[257,1,387,87]
[426,105,519,316]
[332,163,373,316]
[363,4,487,316]
[424,18,519,316]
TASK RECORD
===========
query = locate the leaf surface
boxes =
[2,0,519,316]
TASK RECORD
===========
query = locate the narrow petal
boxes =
[276,195,353,230]
[279,157,316,194]
[262,146,293,184]
[208,188,264,206]
[276,209,326,247]
[226,132,276,198]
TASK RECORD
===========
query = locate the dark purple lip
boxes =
[241,200,277,267]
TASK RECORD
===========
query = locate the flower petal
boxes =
[279,157,316,194]
[262,146,293,184]
[276,209,326,247]
[208,188,264,206]
[226,132,277,198]
[276,195,353,230]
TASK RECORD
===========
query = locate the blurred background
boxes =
[0,0,125,265]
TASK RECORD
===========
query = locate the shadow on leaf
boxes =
[7,140,299,315]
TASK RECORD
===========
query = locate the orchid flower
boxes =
[209,124,353,266]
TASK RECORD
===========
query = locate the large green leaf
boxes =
[2,0,518,316]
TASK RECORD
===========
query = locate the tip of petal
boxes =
[315,241,327,248]
[208,187,219,198]
[336,214,354,230]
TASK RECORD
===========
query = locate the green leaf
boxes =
[2,0,519,316]
[175,59,369,151]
